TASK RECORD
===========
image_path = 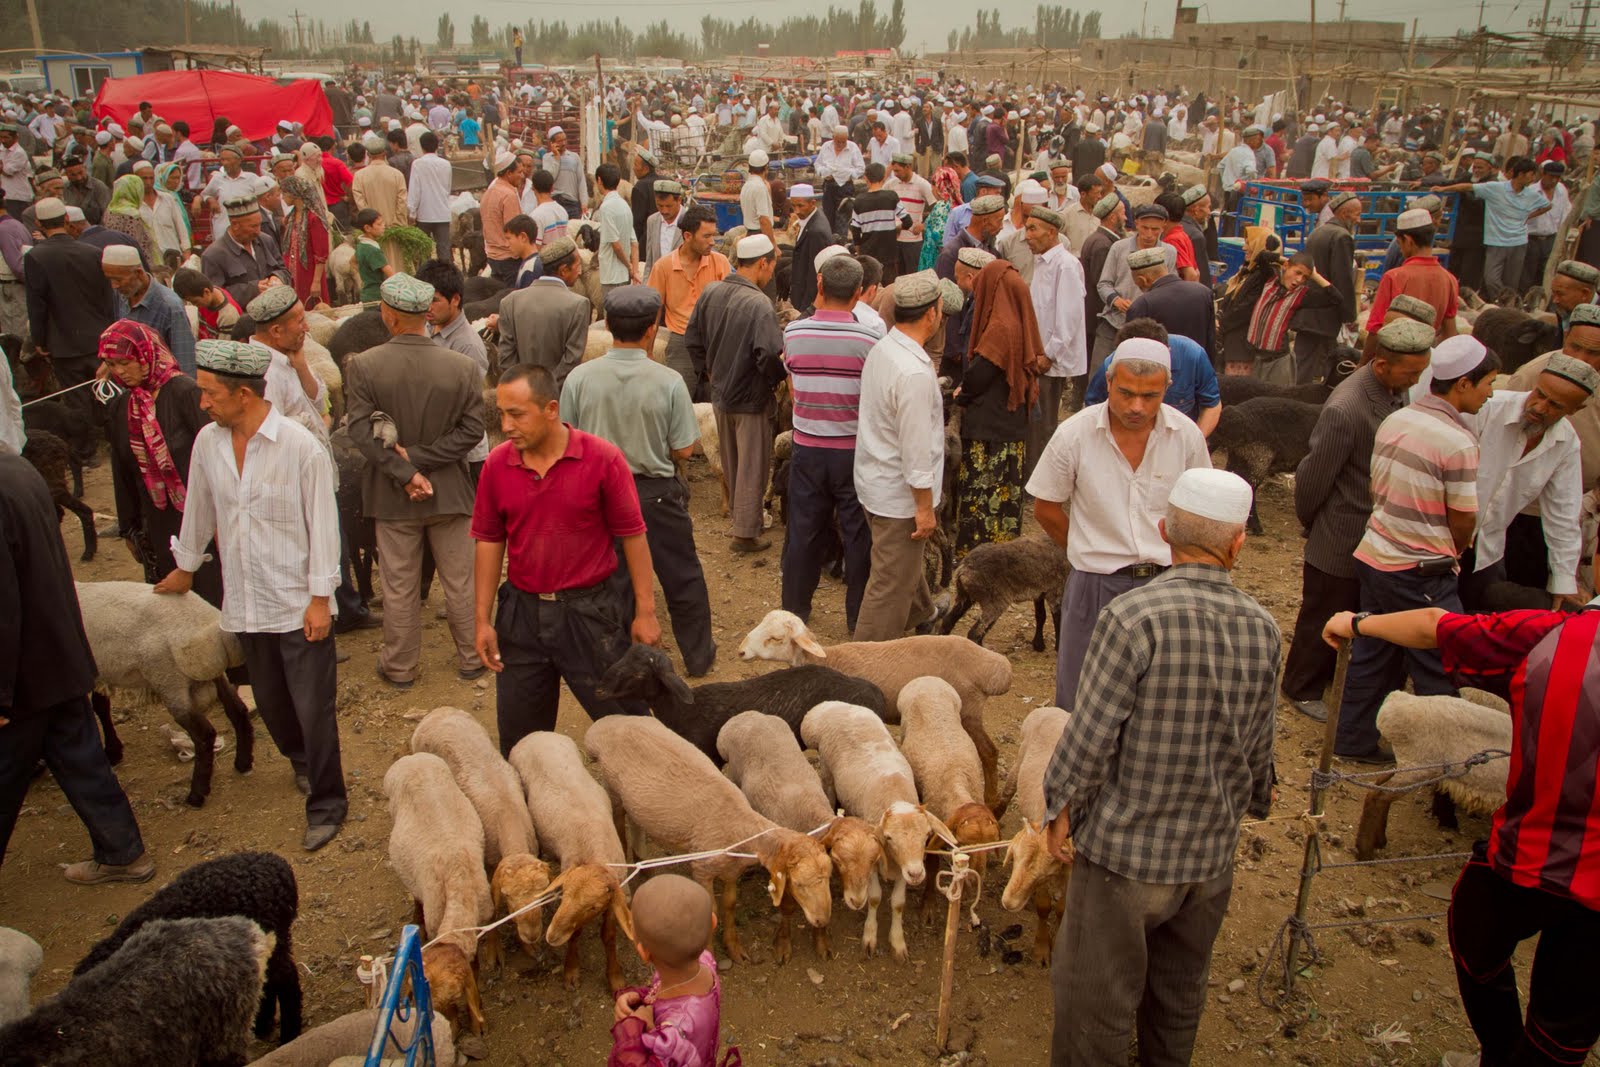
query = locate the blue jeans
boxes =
[780,444,872,632]
[1334,560,1460,756]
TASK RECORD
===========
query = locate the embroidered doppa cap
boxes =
[1387,294,1436,324]
[246,285,299,324]
[652,179,684,197]
[1396,208,1433,231]
[636,147,657,166]
[893,269,940,310]
[1543,353,1600,394]
[736,233,775,259]
[223,194,260,217]
[937,278,964,314]
[100,245,141,267]
[1328,191,1360,212]
[891,152,913,165]
[196,338,271,377]
[1109,337,1172,371]
[1168,468,1253,525]
[1569,303,1600,328]
[969,194,1005,215]
[956,247,996,269]
[381,272,435,313]
[1430,335,1487,380]
[1556,260,1600,287]
[1092,192,1121,218]
[1180,184,1208,206]
[1413,194,1443,213]
[1127,246,1167,270]
[538,235,578,267]
[1375,318,1434,355]
[1028,206,1065,230]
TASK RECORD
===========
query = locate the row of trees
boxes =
[947,7,1104,52]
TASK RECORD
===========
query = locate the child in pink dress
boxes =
[609,874,737,1067]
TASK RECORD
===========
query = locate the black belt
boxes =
[1113,562,1169,579]
[515,579,609,603]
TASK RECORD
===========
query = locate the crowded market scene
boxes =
[1,5,1598,1065]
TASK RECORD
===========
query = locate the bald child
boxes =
[610,874,727,1064]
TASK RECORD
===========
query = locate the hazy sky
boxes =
[235,0,1540,56]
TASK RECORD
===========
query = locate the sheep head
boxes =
[422,943,486,1037]
[544,863,633,947]
[1001,820,1067,912]
[820,815,882,911]
[738,609,826,664]
[594,643,694,706]
[879,800,957,887]
[764,830,833,929]
[945,801,1001,876]
[490,853,553,955]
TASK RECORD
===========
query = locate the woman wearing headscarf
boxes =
[919,165,962,271]
[105,173,157,266]
[99,321,222,606]
[954,258,1049,559]
[208,116,231,152]
[280,174,333,306]
[298,141,355,228]
[146,161,192,264]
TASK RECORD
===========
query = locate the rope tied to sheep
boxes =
[21,376,122,407]
[1310,748,1511,794]
[937,859,984,927]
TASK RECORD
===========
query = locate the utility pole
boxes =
[1309,0,1317,92]
[183,0,192,45]
[289,9,308,54]
[1578,0,1597,59]
[1337,0,1346,20]
[21,0,43,52]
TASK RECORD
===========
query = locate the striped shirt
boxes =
[850,188,909,236]
[1355,394,1479,572]
[1436,608,1600,910]
[886,173,933,244]
[782,310,877,449]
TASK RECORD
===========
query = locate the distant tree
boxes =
[470,15,493,47]
[362,21,373,44]
[436,13,455,49]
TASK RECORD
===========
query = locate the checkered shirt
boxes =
[1042,564,1282,884]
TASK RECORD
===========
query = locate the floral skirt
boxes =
[954,438,1026,561]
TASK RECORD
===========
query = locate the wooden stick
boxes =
[935,852,970,1050]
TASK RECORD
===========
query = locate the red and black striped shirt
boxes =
[1436,608,1600,910]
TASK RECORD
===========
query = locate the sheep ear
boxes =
[768,867,788,908]
[818,817,840,850]
[923,809,959,849]
[1002,836,1017,870]
[543,869,570,899]
[796,629,828,658]
[489,866,508,912]
[609,887,636,943]
[665,670,695,706]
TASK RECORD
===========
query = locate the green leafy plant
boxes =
[382,225,443,272]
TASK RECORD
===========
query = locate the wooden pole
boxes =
[1308,0,1318,100]
[21,0,43,52]
[934,852,970,1050]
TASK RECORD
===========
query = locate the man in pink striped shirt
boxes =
[779,253,879,631]
[1334,330,1499,763]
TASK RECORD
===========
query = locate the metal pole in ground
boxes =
[1281,642,1350,996]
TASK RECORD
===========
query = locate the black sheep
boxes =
[1216,350,1356,407]
[22,429,95,561]
[327,307,391,371]
[1206,397,1323,534]
[594,643,890,764]
[72,851,302,1042]
[1470,305,1561,374]
[20,399,95,497]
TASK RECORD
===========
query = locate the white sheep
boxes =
[506,732,635,992]
[584,715,834,966]
[382,753,491,1037]
[409,707,548,969]
[898,677,1002,889]
[0,927,42,1026]
[800,701,956,961]
[248,1007,456,1067]
[716,711,883,963]
[1355,688,1512,860]
[740,609,1014,806]
[691,402,727,513]
[997,705,1072,965]
[74,581,252,809]
[301,334,344,423]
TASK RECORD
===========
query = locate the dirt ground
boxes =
[1,456,1562,1066]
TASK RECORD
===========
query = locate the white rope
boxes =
[20,377,113,407]
[926,839,1013,858]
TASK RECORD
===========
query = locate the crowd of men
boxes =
[1,65,1599,1067]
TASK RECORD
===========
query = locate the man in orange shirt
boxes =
[479,150,526,287]
[647,204,729,400]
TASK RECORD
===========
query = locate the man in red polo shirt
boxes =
[1364,208,1460,357]
[1322,600,1600,1067]
[472,363,660,755]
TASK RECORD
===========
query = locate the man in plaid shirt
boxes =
[1044,468,1280,1067]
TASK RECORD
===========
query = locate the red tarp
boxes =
[93,69,333,143]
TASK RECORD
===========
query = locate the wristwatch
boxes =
[1350,611,1373,637]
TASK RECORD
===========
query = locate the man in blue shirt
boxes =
[102,245,196,375]
[1438,156,1550,296]
[1084,318,1221,435]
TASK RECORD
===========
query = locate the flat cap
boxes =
[1028,205,1065,230]
[380,272,435,313]
[937,277,965,314]
[1180,184,1208,206]
[1568,303,1600,328]
[223,194,260,217]
[1299,179,1331,195]
[893,269,940,310]
[196,338,271,378]
[1328,190,1360,212]
[1127,246,1167,270]
[652,179,684,197]
[975,175,1006,189]
[1555,260,1600,287]
[603,284,663,320]
[1132,203,1169,221]
[636,147,657,166]
[1093,192,1121,218]
[891,152,913,165]
[1387,294,1436,324]
[1375,317,1434,355]
[957,247,996,269]
[539,235,578,267]
[1543,353,1600,394]
[246,284,299,324]
[970,194,1005,215]
[736,233,775,259]
[32,196,66,222]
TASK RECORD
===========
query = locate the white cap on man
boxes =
[1168,469,1254,525]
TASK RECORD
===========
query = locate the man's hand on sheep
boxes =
[153,568,193,596]
[1045,809,1074,865]
[303,596,332,642]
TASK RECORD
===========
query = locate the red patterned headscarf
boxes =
[933,165,963,206]
[98,320,187,512]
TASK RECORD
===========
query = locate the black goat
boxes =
[22,429,95,560]
[1206,397,1323,534]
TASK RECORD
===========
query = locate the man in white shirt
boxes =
[407,131,454,263]
[820,97,840,133]
[853,270,945,640]
[195,144,262,241]
[0,125,34,218]
[1524,160,1572,291]
[1025,338,1212,709]
[867,122,901,169]
[1463,352,1595,611]
[1312,121,1346,180]
[815,125,865,228]
[740,150,776,246]
[947,111,970,156]
[1024,206,1087,480]
[243,286,329,446]
[595,162,638,295]
[889,102,916,146]
[886,154,933,276]
[755,101,787,155]
[157,339,346,852]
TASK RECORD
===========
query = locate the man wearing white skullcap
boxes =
[480,148,527,286]
[1333,328,1494,763]
[1042,464,1279,1066]
[541,124,590,212]
[103,243,197,375]
[1026,334,1211,711]
[1362,205,1459,359]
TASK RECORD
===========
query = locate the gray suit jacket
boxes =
[344,333,485,522]
[497,277,591,388]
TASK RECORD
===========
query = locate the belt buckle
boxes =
[1131,563,1159,579]
[537,591,559,602]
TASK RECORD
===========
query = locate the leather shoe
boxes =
[64,853,156,885]
[303,823,341,852]
[730,537,771,554]
[1336,745,1396,766]
[375,665,413,690]
[458,665,488,681]
[294,773,311,797]
[1289,698,1328,723]
[334,612,382,634]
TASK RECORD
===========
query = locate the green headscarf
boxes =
[108,173,145,217]
[154,162,193,250]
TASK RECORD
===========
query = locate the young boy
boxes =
[459,109,481,150]
[172,267,242,341]
[504,213,542,289]
[611,874,727,1066]
[354,208,392,302]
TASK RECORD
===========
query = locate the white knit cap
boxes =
[1109,337,1172,371]
[736,233,775,258]
[101,244,142,267]
[1098,162,1118,181]
[1016,179,1049,205]
[1431,335,1488,379]
[1396,208,1433,231]
[813,244,849,268]
[1168,469,1254,525]
[546,125,564,136]
[749,149,769,167]
[789,183,816,199]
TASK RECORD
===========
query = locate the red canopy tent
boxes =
[93,69,333,143]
